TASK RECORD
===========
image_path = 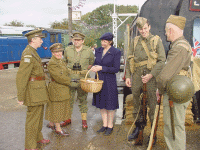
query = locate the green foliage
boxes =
[84,30,101,47]
[4,20,24,27]
[50,18,81,30]
[81,4,138,48]
[49,4,138,48]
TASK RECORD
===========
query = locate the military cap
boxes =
[50,43,64,52]
[99,32,114,41]
[25,29,45,39]
[72,32,85,40]
[136,17,148,28]
[166,15,186,30]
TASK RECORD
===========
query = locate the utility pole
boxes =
[112,0,137,48]
[68,0,72,42]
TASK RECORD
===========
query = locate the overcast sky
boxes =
[0,0,146,28]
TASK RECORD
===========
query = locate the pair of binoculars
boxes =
[73,63,81,71]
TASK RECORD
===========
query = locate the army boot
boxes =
[81,113,88,129]
[128,121,144,144]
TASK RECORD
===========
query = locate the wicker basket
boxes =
[80,69,103,93]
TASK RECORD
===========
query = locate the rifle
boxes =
[147,94,162,150]
[134,70,147,145]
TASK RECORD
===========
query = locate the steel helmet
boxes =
[167,75,194,103]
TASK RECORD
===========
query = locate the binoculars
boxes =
[72,63,81,71]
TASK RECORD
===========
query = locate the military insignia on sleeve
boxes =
[24,58,30,63]
[24,55,32,58]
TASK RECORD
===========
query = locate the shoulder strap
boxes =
[141,40,150,58]
[31,52,40,62]
[150,35,160,52]
[173,39,192,53]
[134,36,140,52]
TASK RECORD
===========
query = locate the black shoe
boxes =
[97,126,107,133]
[128,126,140,141]
[147,134,157,146]
[104,127,113,136]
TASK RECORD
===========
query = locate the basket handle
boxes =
[85,69,99,81]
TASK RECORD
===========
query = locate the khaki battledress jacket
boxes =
[156,36,192,94]
[16,45,49,106]
[125,33,166,79]
[45,55,71,122]
[47,55,71,101]
[64,45,94,77]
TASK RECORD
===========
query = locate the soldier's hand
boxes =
[87,65,92,70]
[156,89,160,102]
[141,74,153,83]
[17,100,23,106]
[125,78,131,87]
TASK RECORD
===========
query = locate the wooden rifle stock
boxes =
[135,70,147,145]
[147,94,162,150]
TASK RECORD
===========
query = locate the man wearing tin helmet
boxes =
[156,15,193,150]
[16,29,50,150]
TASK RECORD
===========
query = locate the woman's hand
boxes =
[90,65,102,72]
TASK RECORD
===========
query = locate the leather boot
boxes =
[128,126,140,141]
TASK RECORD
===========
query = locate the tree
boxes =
[81,4,138,48]
[50,18,81,30]
[4,20,24,27]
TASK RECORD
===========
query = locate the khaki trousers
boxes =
[25,105,44,149]
[131,67,157,124]
[163,92,190,150]
[70,87,88,117]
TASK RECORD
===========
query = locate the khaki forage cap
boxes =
[50,43,64,52]
[72,32,85,40]
[25,29,45,39]
[166,15,186,30]
[136,17,148,28]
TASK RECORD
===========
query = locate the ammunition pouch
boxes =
[135,60,148,68]
[128,55,135,74]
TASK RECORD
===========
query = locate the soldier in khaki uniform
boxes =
[61,32,94,129]
[16,29,50,150]
[125,17,166,144]
[156,15,192,150]
[45,43,71,136]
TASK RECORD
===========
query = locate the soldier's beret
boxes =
[50,43,64,52]
[166,15,186,30]
[136,17,148,28]
[72,32,85,40]
[25,29,45,39]
[99,32,114,41]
